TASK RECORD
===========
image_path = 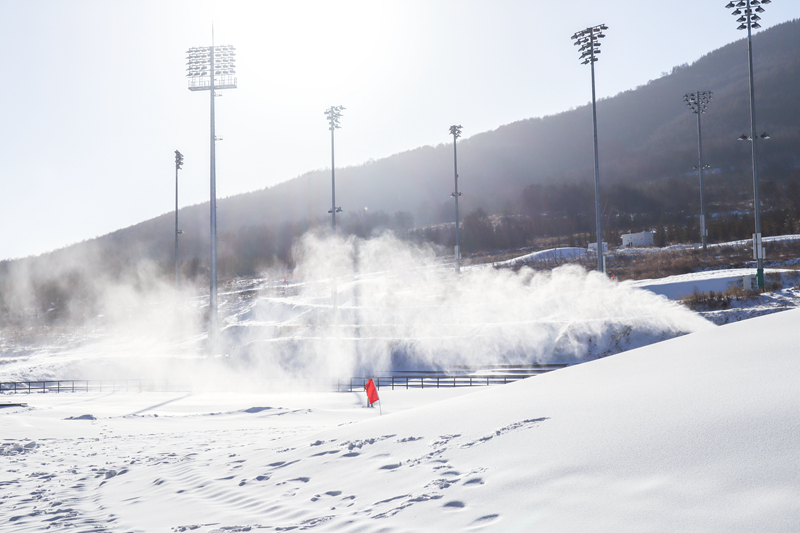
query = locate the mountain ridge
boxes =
[5,19,800,269]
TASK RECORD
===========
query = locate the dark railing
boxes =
[334,363,568,392]
[1,364,568,395]
[0,380,191,394]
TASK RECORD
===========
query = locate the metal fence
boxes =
[334,364,568,392]
[0,380,192,394]
[1,364,568,395]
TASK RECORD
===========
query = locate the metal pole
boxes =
[331,126,336,230]
[453,135,461,273]
[209,38,219,350]
[589,30,603,273]
[696,96,707,251]
[175,157,180,286]
[745,5,764,289]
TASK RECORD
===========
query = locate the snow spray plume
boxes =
[0,241,205,382]
[226,231,713,383]
[1,231,713,389]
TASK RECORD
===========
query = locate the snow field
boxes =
[3,308,799,532]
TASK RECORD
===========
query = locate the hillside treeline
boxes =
[3,167,800,328]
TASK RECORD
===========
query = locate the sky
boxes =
[0,0,798,261]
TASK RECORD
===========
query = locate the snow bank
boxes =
[493,246,587,266]
[629,267,795,299]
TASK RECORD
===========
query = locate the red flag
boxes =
[364,379,379,406]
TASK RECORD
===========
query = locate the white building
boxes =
[621,231,655,248]
[588,242,608,252]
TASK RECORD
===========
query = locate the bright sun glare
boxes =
[208,1,400,103]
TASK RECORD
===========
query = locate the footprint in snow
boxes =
[443,500,466,510]
[65,414,96,420]
[468,514,500,529]
[310,490,343,501]
[243,406,272,413]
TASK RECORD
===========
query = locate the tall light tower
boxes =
[725,0,771,289]
[325,105,345,229]
[684,91,713,251]
[572,24,608,273]
[174,150,184,287]
[449,125,463,274]
[185,38,237,349]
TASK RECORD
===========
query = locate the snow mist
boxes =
[1,231,713,387]
[225,231,713,382]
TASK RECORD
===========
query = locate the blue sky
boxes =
[0,0,797,260]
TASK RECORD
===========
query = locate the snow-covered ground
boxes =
[628,268,794,299]
[2,233,799,530]
[3,308,799,532]
[493,246,587,267]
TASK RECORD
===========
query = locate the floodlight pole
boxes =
[174,150,184,287]
[696,98,707,251]
[331,124,336,229]
[209,48,218,347]
[746,7,763,288]
[572,24,608,273]
[685,91,712,251]
[325,105,345,229]
[590,49,602,273]
[186,36,237,350]
[449,125,463,273]
[726,0,770,289]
